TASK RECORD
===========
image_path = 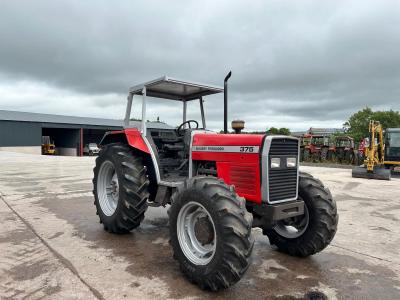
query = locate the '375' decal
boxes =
[240,146,255,152]
[193,146,260,153]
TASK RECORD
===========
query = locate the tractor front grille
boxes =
[269,138,299,156]
[267,138,299,203]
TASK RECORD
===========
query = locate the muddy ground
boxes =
[0,151,399,299]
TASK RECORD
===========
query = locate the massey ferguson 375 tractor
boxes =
[92,73,338,291]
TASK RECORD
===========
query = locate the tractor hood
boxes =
[192,133,265,153]
[191,132,300,205]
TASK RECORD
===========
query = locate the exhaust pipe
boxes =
[224,71,232,134]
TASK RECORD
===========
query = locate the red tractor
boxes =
[301,134,330,162]
[92,73,338,291]
[327,136,355,164]
[356,138,368,165]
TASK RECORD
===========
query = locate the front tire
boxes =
[264,172,338,257]
[169,176,254,291]
[93,143,149,233]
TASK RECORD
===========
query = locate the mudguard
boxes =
[100,128,150,154]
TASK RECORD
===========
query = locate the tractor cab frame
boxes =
[108,76,224,188]
[124,76,222,134]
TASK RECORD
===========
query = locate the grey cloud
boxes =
[0,0,399,131]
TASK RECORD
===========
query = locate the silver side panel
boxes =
[261,135,300,204]
[141,134,161,183]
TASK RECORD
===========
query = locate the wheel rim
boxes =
[97,160,119,216]
[273,204,309,239]
[177,202,216,265]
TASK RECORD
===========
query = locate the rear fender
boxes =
[100,129,158,201]
[100,129,150,154]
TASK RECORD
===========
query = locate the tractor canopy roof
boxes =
[129,76,223,101]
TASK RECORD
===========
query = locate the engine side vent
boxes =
[230,165,257,196]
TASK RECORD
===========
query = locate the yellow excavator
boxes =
[352,120,391,180]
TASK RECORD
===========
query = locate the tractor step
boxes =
[352,166,391,180]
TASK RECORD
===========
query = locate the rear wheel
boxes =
[93,143,149,233]
[327,150,335,161]
[345,150,354,164]
[320,148,328,162]
[303,149,311,161]
[263,172,338,257]
[357,153,364,166]
[337,148,344,163]
[169,176,254,291]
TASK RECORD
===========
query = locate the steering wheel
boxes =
[176,120,199,136]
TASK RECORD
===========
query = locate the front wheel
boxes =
[169,176,254,291]
[263,172,338,257]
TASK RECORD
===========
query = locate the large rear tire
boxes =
[169,176,254,291]
[263,172,338,257]
[93,143,149,233]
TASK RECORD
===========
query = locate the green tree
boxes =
[278,128,291,136]
[266,127,291,135]
[267,127,279,135]
[345,107,400,141]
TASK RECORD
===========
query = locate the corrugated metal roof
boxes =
[308,127,345,135]
[291,131,306,137]
[0,110,173,129]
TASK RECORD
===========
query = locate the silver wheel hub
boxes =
[97,161,119,216]
[273,204,309,239]
[177,202,216,265]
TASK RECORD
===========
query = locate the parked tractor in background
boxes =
[301,134,330,162]
[41,136,56,155]
[327,136,355,164]
[92,73,338,291]
[356,138,368,166]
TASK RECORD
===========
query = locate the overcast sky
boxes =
[1,0,399,131]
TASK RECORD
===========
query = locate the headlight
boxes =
[271,157,281,168]
[286,157,297,168]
